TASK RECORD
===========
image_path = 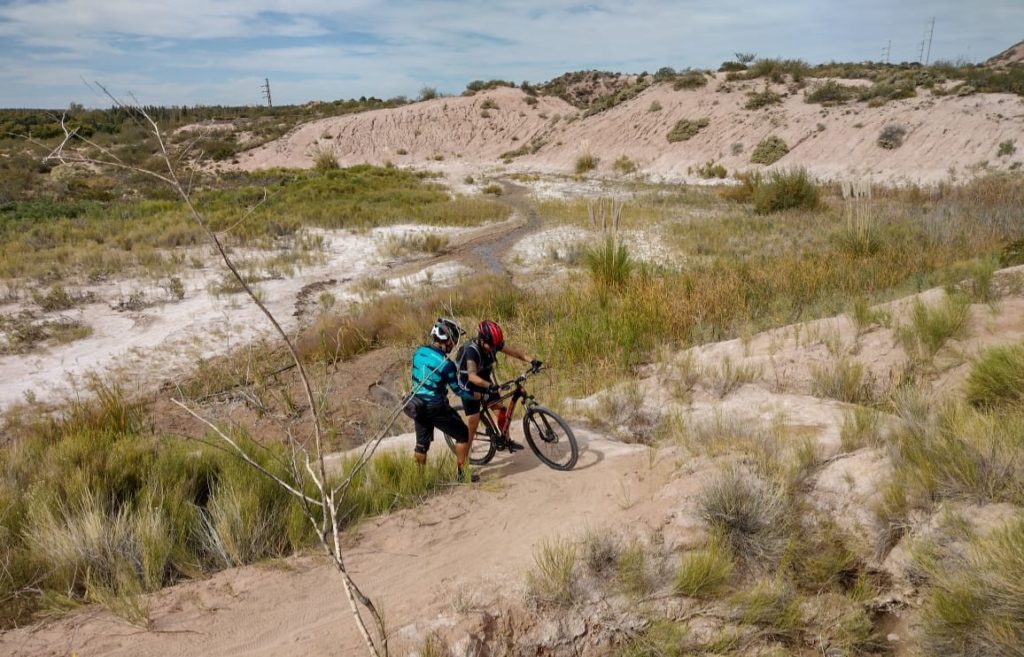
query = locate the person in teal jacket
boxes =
[410,318,476,482]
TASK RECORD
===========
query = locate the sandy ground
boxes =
[0,433,690,657]
[231,78,1024,185]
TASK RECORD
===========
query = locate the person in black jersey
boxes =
[457,319,541,453]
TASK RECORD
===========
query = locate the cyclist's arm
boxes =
[464,356,492,388]
[501,344,534,364]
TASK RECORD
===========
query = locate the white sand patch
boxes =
[506,224,673,271]
[0,228,418,409]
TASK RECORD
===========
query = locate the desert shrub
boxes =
[612,156,639,175]
[696,160,727,179]
[749,136,789,165]
[698,466,790,566]
[919,518,1024,657]
[744,88,783,110]
[719,61,747,72]
[877,124,907,149]
[751,168,819,214]
[743,58,809,83]
[614,619,687,657]
[674,534,733,598]
[482,183,503,196]
[526,538,577,607]
[997,139,1016,157]
[647,100,662,112]
[580,528,620,575]
[673,71,707,90]
[805,80,855,104]
[480,98,499,110]
[857,81,916,103]
[31,284,82,311]
[575,152,599,173]
[585,237,633,292]
[666,117,709,143]
[418,86,439,101]
[965,342,1024,408]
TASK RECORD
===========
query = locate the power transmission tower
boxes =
[924,18,935,65]
[882,40,891,64]
[261,78,273,108]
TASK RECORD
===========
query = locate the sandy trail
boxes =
[0,433,679,657]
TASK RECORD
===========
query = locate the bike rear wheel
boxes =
[443,405,498,465]
[522,406,578,470]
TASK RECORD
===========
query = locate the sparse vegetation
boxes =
[666,117,709,143]
[877,124,907,150]
[965,341,1024,408]
[744,88,783,110]
[698,466,790,567]
[612,155,639,175]
[751,168,819,214]
[674,534,733,598]
[805,80,856,104]
[585,237,633,294]
[647,100,662,112]
[997,139,1016,157]
[696,160,727,179]
[575,152,599,173]
[897,293,971,364]
[749,135,789,165]
[526,538,578,607]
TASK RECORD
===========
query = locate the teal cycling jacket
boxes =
[411,345,467,404]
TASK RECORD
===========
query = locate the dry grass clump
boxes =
[897,293,970,364]
[839,406,884,452]
[877,124,907,150]
[918,518,1024,657]
[380,231,449,257]
[298,274,520,364]
[616,539,652,598]
[964,341,1024,408]
[575,152,599,174]
[526,538,578,607]
[730,580,802,642]
[810,356,877,404]
[585,237,633,294]
[751,168,818,214]
[697,465,791,567]
[674,533,733,598]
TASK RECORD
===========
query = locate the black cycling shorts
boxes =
[414,403,469,454]
[462,389,501,416]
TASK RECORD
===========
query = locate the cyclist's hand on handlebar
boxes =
[487,384,500,395]
[530,359,543,372]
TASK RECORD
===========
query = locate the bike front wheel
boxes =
[443,405,498,465]
[522,406,578,470]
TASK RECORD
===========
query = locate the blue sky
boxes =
[0,0,1019,108]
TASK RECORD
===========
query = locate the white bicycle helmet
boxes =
[430,317,463,344]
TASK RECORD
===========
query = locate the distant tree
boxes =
[736,52,757,64]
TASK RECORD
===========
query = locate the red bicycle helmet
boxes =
[477,319,505,350]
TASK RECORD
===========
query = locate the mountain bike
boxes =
[443,366,578,471]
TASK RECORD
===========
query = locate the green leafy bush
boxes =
[750,136,789,165]
[666,117,709,142]
[752,168,819,214]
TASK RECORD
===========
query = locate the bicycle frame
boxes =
[483,369,539,437]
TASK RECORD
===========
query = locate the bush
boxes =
[673,71,707,90]
[647,100,662,112]
[751,168,819,214]
[698,466,790,566]
[877,124,907,149]
[418,86,439,101]
[965,342,1024,408]
[811,357,876,404]
[480,98,498,110]
[666,117,709,143]
[575,152,599,173]
[898,294,970,363]
[997,139,1016,157]
[749,136,789,165]
[481,183,503,196]
[744,88,783,110]
[612,156,639,175]
[696,160,727,179]
[805,80,855,104]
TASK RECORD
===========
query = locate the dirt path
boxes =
[0,433,687,657]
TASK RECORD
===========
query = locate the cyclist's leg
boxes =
[463,396,482,448]
[435,406,469,471]
[413,415,433,466]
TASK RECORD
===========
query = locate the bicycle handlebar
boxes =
[496,364,545,391]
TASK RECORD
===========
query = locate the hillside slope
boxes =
[233,76,1024,184]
